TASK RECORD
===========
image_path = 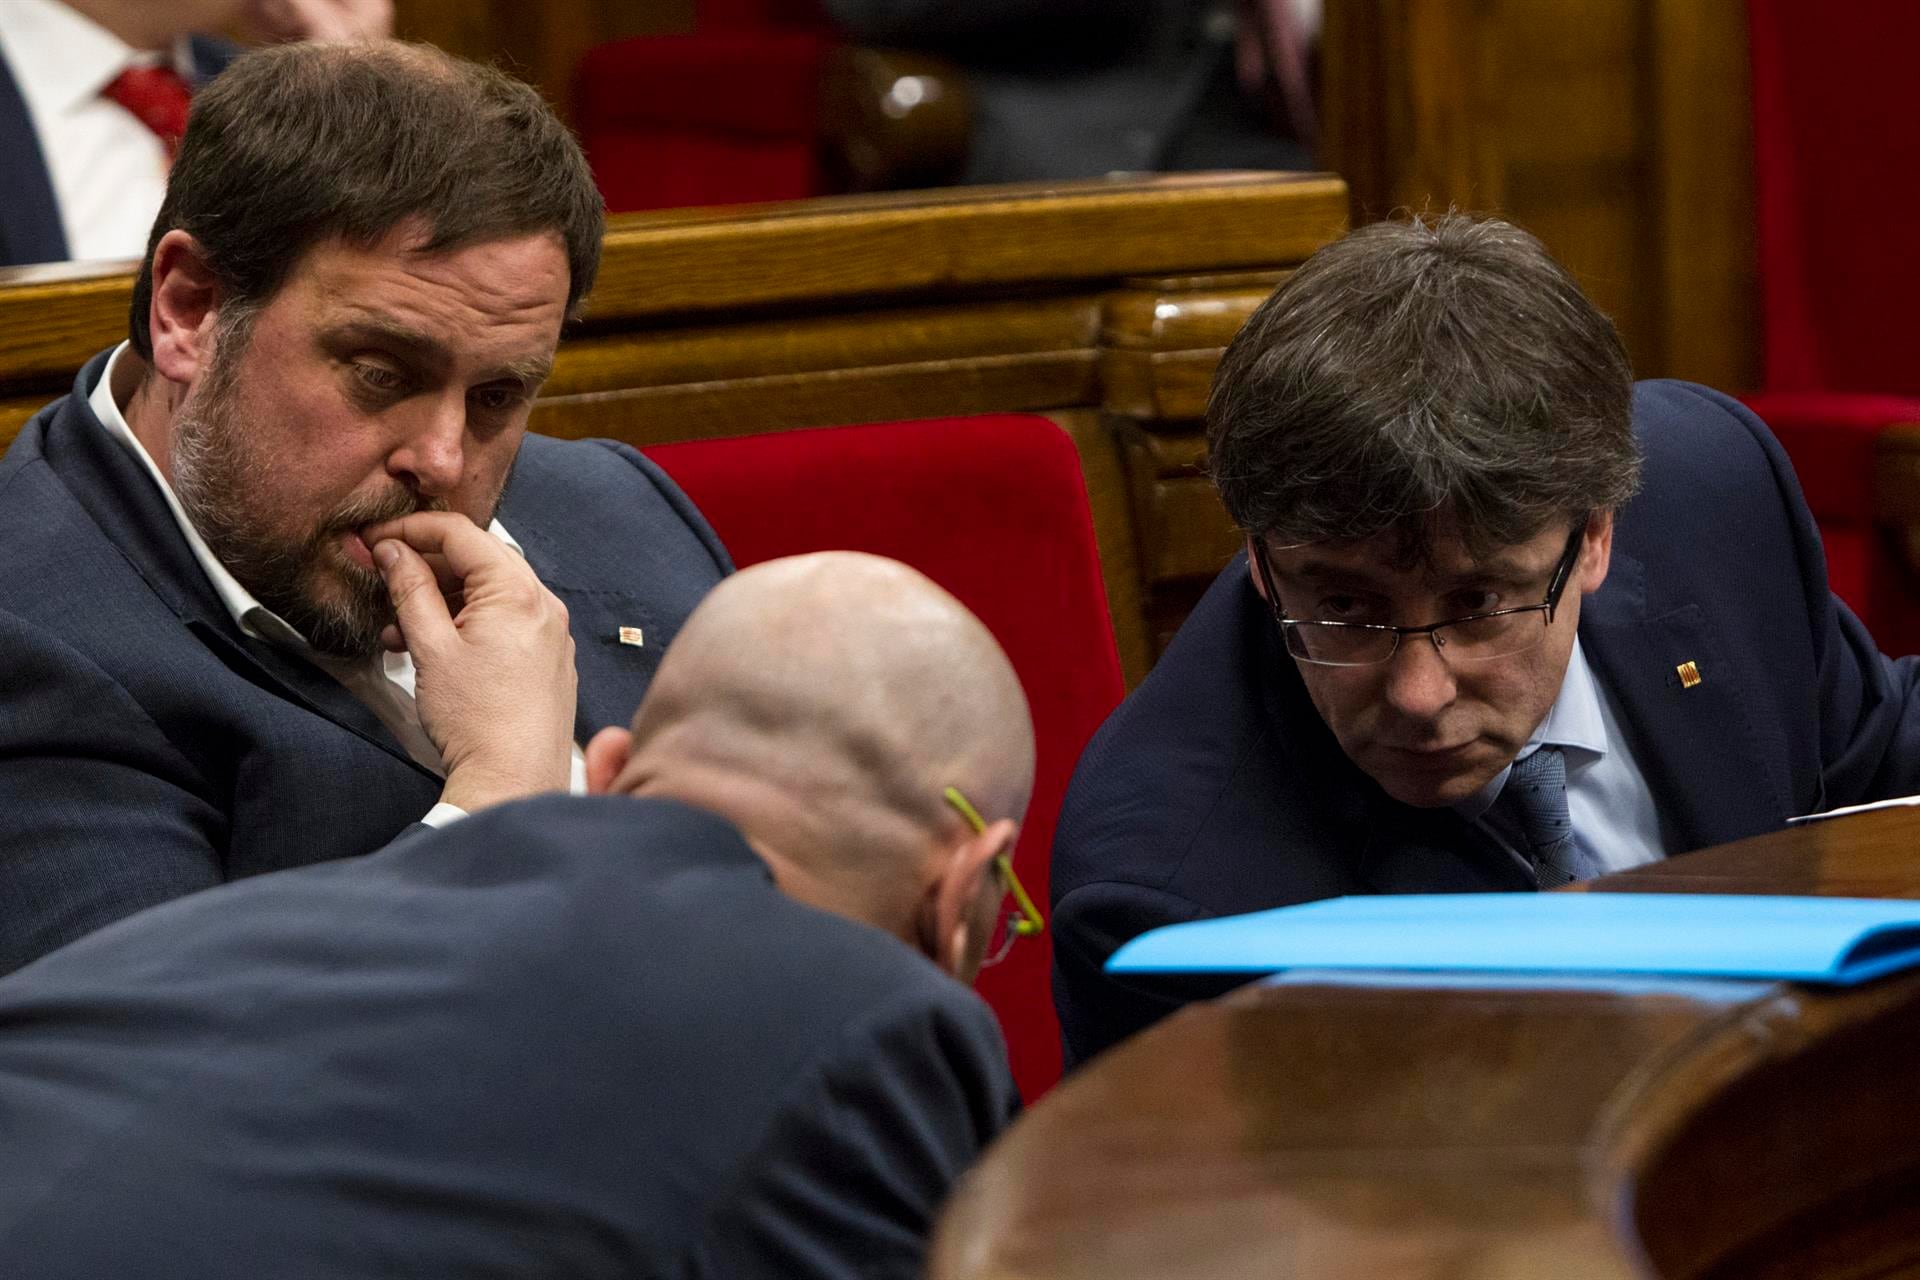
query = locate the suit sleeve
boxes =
[1051,879,1214,1071]
[1681,384,1920,805]
[685,986,1018,1280]
[0,609,225,973]
[587,439,734,578]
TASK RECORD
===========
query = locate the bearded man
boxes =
[0,41,729,972]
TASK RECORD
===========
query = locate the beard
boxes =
[169,322,450,661]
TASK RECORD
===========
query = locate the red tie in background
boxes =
[102,65,193,162]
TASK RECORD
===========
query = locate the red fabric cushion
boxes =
[647,415,1126,1100]
[588,132,821,212]
[1739,392,1920,656]
[1738,391,1920,520]
[576,32,830,137]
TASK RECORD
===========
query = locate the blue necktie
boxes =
[1499,747,1588,888]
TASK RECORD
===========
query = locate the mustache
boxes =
[322,487,451,540]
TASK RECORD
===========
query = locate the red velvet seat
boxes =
[575,0,836,212]
[1743,0,1920,655]
[646,415,1126,1101]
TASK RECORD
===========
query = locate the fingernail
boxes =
[372,540,399,570]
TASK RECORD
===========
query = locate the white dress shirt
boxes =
[90,343,587,828]
[0,0,189,264]
[1454,637,1668,877]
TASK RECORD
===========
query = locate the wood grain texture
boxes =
[933,809,1920,1278]
[0,175,1348,684]
[1318,0,1757,390]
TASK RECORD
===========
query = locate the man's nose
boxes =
[386,395,467,497]
[1380,631,1458,720]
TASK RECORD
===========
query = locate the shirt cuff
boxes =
[421,802,469,829]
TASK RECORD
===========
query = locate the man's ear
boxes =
[1245,534,1271,604]
[927,818,1019,981]
[147,230,225,389]
[583,726,633,796]
[1579,509,1616,596]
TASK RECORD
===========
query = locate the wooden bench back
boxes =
[0,173,1349,681]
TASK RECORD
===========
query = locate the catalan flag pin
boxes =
[617,626,645,648]
[1676,660,1702,689]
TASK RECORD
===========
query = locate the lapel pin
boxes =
[1676,660,1702,689]
[617,626,645,649]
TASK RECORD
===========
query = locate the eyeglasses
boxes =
[1250,518,1588,668]
[943,786,1045,968]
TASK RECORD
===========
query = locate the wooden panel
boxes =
[1318,0,1756,391]
[390,0,695,121]
[0,175,1351,686]
[583,174,1347,319]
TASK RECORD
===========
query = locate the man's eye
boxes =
[1316,595,1369,620]
[353,362,404,392]
[470,385,522,414]
[1450,589,1502,616]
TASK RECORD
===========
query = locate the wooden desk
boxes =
[0,174,1348,684]
[931,809,1920,1279]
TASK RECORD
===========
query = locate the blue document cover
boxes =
[1104,893,1920,987]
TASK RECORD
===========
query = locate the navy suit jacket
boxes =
[1051,381,1920,1067]
[0,352,730,972]
[0,33,234,267]
[0,794,1019,1279]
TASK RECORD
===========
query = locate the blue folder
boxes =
[1103,893,1920,987]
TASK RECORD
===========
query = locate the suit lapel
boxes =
[528,571,663,743]
[1580,547,1789,852]
[0,52,68,267]
[42,362,433,777]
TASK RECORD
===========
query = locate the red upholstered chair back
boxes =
[1748,0,1920,395]
[574,0,836,212]
[1740,0,1920,656]
[645,416,1125,1101]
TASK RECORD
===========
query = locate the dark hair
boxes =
[1206,213,1639,562]
[129,41,604,358]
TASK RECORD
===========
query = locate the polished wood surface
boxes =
[932,810,1920,1278]
[0,174,1349,684]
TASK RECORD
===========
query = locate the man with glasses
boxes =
[0,552,1035,1279]
[1051,213,1920,1068]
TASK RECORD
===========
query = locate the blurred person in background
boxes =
[821,0,1317,186]
[0,0,392,266]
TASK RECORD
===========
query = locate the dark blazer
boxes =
[0,33,234,267]
[1051,380,1920,1067]
[0,352,730,972]
[0,794,1019,1279]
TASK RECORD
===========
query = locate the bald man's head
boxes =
[587,553,1036,974]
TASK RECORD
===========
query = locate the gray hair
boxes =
[1206,213,1640,563]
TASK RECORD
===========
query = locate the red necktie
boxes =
[102,65,193,163]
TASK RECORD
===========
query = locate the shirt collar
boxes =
[88,341,525,652]
[0,1,194,115]
[1452,637,1609,821]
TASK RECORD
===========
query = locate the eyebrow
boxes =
[325,320,554,392]
[1277,557,1540,592]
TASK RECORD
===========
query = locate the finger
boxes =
[362,512,515,587]
[379,623,407,654]
[373,539,459,658]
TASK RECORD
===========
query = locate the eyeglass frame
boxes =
[942,785,1045,968]
[1247,516,1591,668]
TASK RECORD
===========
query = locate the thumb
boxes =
[375,538,457,660]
